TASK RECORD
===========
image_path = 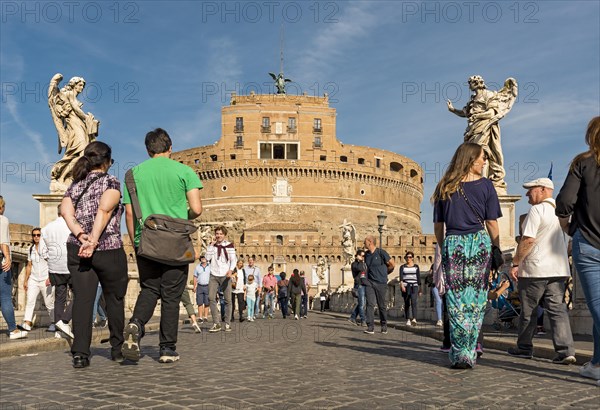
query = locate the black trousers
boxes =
[402,285,418,319]
[231,292,245,320]
[131,255,187,349]
[365,279,388,328]
[67,244,128,358]
[49,272,72,323]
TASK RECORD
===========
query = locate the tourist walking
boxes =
[507,178,576,364]
[289,269,306,320]
[556,116,600,380]
[122,128,203,363]
[300,270,310,318]
[277,272,289,319]
[262,266,277,318]
[206,226,237,332]
[363,235,394,335]
[244,257,261,320]
[244,275,258,321]
[193,255,210,323]
[231,259,246,322]
[433,142,502,369]
[180,286,201,333]
[348,250,367,326]
[400,251,421,326]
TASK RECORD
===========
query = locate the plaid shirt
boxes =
[65,172,123,251]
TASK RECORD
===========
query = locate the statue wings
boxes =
[486,77,518,130]
[269,72,278,81]
[47,73,68,154]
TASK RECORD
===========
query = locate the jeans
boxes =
[403,285,419,319]
[432,286,443,322]
[0,268,16,331]
[516,277,575,357]
[130,254,187,350]
[279,296,289,318]
[23,278,54,323]
[350,285,366,323]
[301,294,308,317]
[209,275,231,325]
[365,279,387,329]
[572,229,600,364]
[92,284,106,322]
[246,297,255,319]
[263,292,274,317]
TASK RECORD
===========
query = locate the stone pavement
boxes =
[1,312,598,409]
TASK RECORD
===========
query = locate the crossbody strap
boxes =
[458,184,485,229]
[124,169,143,225]
[74,173,105,210]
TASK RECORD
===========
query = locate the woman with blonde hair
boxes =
[432,142,501,368]
[556,116,600,381]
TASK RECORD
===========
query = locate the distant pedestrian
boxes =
[363,235,394,335]
[289,269,306,320]
[556,116,600,380]
[244,257,262,320]
[400,251,421,326]
[433,142,502,369]
[348,250,367,326]
[277,272,289,319]
[62,141,128,368]
[180,287,201,333]
[319,289,327,312]
[300,270,309,318]
[193,255,210,322]
[262,266,277,319]
[205,226,236,332]
[231,259,246,322]
[244,275,258,321]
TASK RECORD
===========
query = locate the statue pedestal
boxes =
[33,193,63,227]
[497,194,521,251]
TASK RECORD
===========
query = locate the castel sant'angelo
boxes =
[171,81,436,290]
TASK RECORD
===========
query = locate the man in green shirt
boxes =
[122,128,203,364]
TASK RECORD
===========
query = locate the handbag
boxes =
[351,288,358,298]
[125,169,198,266]
[458,184,504,270]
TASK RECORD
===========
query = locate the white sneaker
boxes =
[55,320,74,339]
[580,362,600,380]
[192,322,201,333]
[436,320,443,327]
[406,319,411,326]
[411,319,417,325]
[294,315,299,320]
[55,331,64,339]
[19,322,32,331]
[9,330,28,340]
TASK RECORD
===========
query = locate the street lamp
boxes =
[377,211,387,249]
[325,256,331,291]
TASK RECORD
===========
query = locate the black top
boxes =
[351,259,367,286]
[556,155,600,249]
[365,248,391,284]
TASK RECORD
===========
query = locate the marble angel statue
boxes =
[48,73,99,193]
[447,75,518,192]
[339,219,356,268]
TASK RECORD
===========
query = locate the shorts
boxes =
[196,284,209,306]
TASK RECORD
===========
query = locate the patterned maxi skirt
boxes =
[442,230,491,367]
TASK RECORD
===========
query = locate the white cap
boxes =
[522,177,554,190]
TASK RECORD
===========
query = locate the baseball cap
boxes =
[522,178,554,190]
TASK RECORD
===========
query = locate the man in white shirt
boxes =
[20,227,54,331]
[42,205,74,339]
[507,178,576,364]
[205,226,237,332]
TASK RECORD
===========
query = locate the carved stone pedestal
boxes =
[33,193,63,227]
[497,194,521,251]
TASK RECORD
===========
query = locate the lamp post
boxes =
[325,256,331,291]
[377,211,387,249]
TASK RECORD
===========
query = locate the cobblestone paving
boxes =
[1,313,598,409]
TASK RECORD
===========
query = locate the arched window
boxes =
[390,162,403,172]
[276,235,283,245]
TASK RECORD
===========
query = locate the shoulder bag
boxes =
[125,169,198,266]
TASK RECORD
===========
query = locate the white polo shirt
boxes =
[41,217,70,274]
[520,198,570,278]
[28,243,49,281]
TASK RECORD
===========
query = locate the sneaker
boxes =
[294,315,299,320]
[436,320,443,327]
[347,319,357,325]
[302,315,307,319]
[47,323,56,332]
[55,331,63,339]
[476,343,484,358]
[111,350,125,363]
[9,330,28,340]
[536,326,546,336]
[55,320,74,339]
[72,355,90,369]
[122,323,141,362]
[198,317,204,324]
[439,346,451,353]
[552,355,576,365]
[97,319,108,328]
[580,362,600,380]
[203,317,209,322]
[406,319,412,326]
[224,323,232,332]
[18,322,32,331]
[209,324,222,333]
[364,328,375,335]
[158,347,180,363]
[507,347,533,359]
[451,362,472,369]
[411,318,417,325]
[381,326,388,334]
[192,322,202,333]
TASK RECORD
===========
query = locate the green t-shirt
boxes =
[123,156,203,246]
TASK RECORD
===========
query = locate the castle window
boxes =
[375,158,381,168]
[340,156,348,163]
[288,117,297,132]
[210,154,218,162]
[235,135,243,148]
[273,144,285,159]
[261,117,271,133]
[230,154,236,160]
[259,142,300,160]
[410,169,418,178]
[194,159,200,165]
[313,118,322,133]
[320,155,327,161]
[360,189,366,195]
[235,117,244,132]
[313,136,322,148]
[390,162,403,172]
[358,158,365,165]
[286,144,298,159]
[276,235,284,245]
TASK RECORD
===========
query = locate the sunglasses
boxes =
[32,234,41,237]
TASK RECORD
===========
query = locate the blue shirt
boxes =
[194,263,211,285]
[433,178,502,235]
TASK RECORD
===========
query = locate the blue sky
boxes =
[1,1,599,235]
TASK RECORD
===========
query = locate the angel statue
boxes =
[269,72,292,94]
[316,256,326,283]
[48,73,100,193]
[339,219,356,268]
[447,75,518,193]
[199,225,213,254]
